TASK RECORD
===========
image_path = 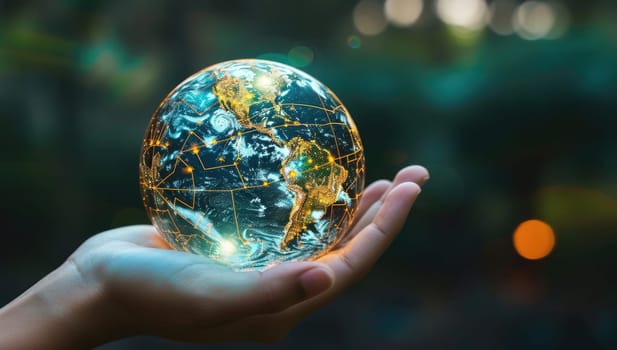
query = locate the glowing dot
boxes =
[219,240,236,256]
[353,0,387,36]
[308,158,313,164]
[314,165,319,169]
[184,166,194,174]
[513,1,561,40]
[328,155,334,163]
[347,35,362,49]
[218,156,225,162]
[436,0,488,30]
[156,140,161,145]
[191,146,199,154]
[237,131,243,136]
[263,181,269,186]
[513,219,556,260]
[256,75,273,90]
[210,139,217,145]
[288,46,314,67]
[384,0,424,27]
[289,170,297,178]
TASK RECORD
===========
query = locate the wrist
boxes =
[0,260,121,349]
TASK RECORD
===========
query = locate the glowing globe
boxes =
[139,59,365,270]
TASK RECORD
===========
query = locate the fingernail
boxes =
[418,175,430,186]
[299,267,333,298]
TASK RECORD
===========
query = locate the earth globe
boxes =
[139,59,365,271]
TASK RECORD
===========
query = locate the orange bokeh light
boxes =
[513,219,556,260]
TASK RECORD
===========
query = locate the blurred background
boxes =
[1,0,616,349]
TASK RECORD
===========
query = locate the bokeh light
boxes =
[436,0,488,30]
[384,0,424,27]
[353,0,388,36]
[488,0,517,35]
[513,1,559,40]
[2,1,617,348]
[288,46,314,67]
[346,35,362,48]
[535,186,617,230]
[513,219,556,260]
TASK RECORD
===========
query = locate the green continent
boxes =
[280,137,348,249]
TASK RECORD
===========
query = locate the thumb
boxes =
[208,262,334,319]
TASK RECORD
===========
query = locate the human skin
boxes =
[0,165,428,349]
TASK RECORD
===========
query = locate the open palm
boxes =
[69,165,428,343]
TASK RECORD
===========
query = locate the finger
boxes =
[159,262,334,340]
[342,165,427,244]
[352,179,391,224]
[110,225,173,249]
[380,165,429,201]
[345,166,427,242]
[337,180,390,246]
[79,225,173,251]
[324,181,421,283]
[343,196,383,240]
[181,262,334,323]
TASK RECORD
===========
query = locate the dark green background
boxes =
[1,0,616,349]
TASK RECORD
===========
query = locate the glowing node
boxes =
[513,219,556,260]
[219,240,236,256]
[256,75,273,89]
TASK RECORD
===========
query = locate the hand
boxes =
[0,165,428,349]
[188,164,429,342]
